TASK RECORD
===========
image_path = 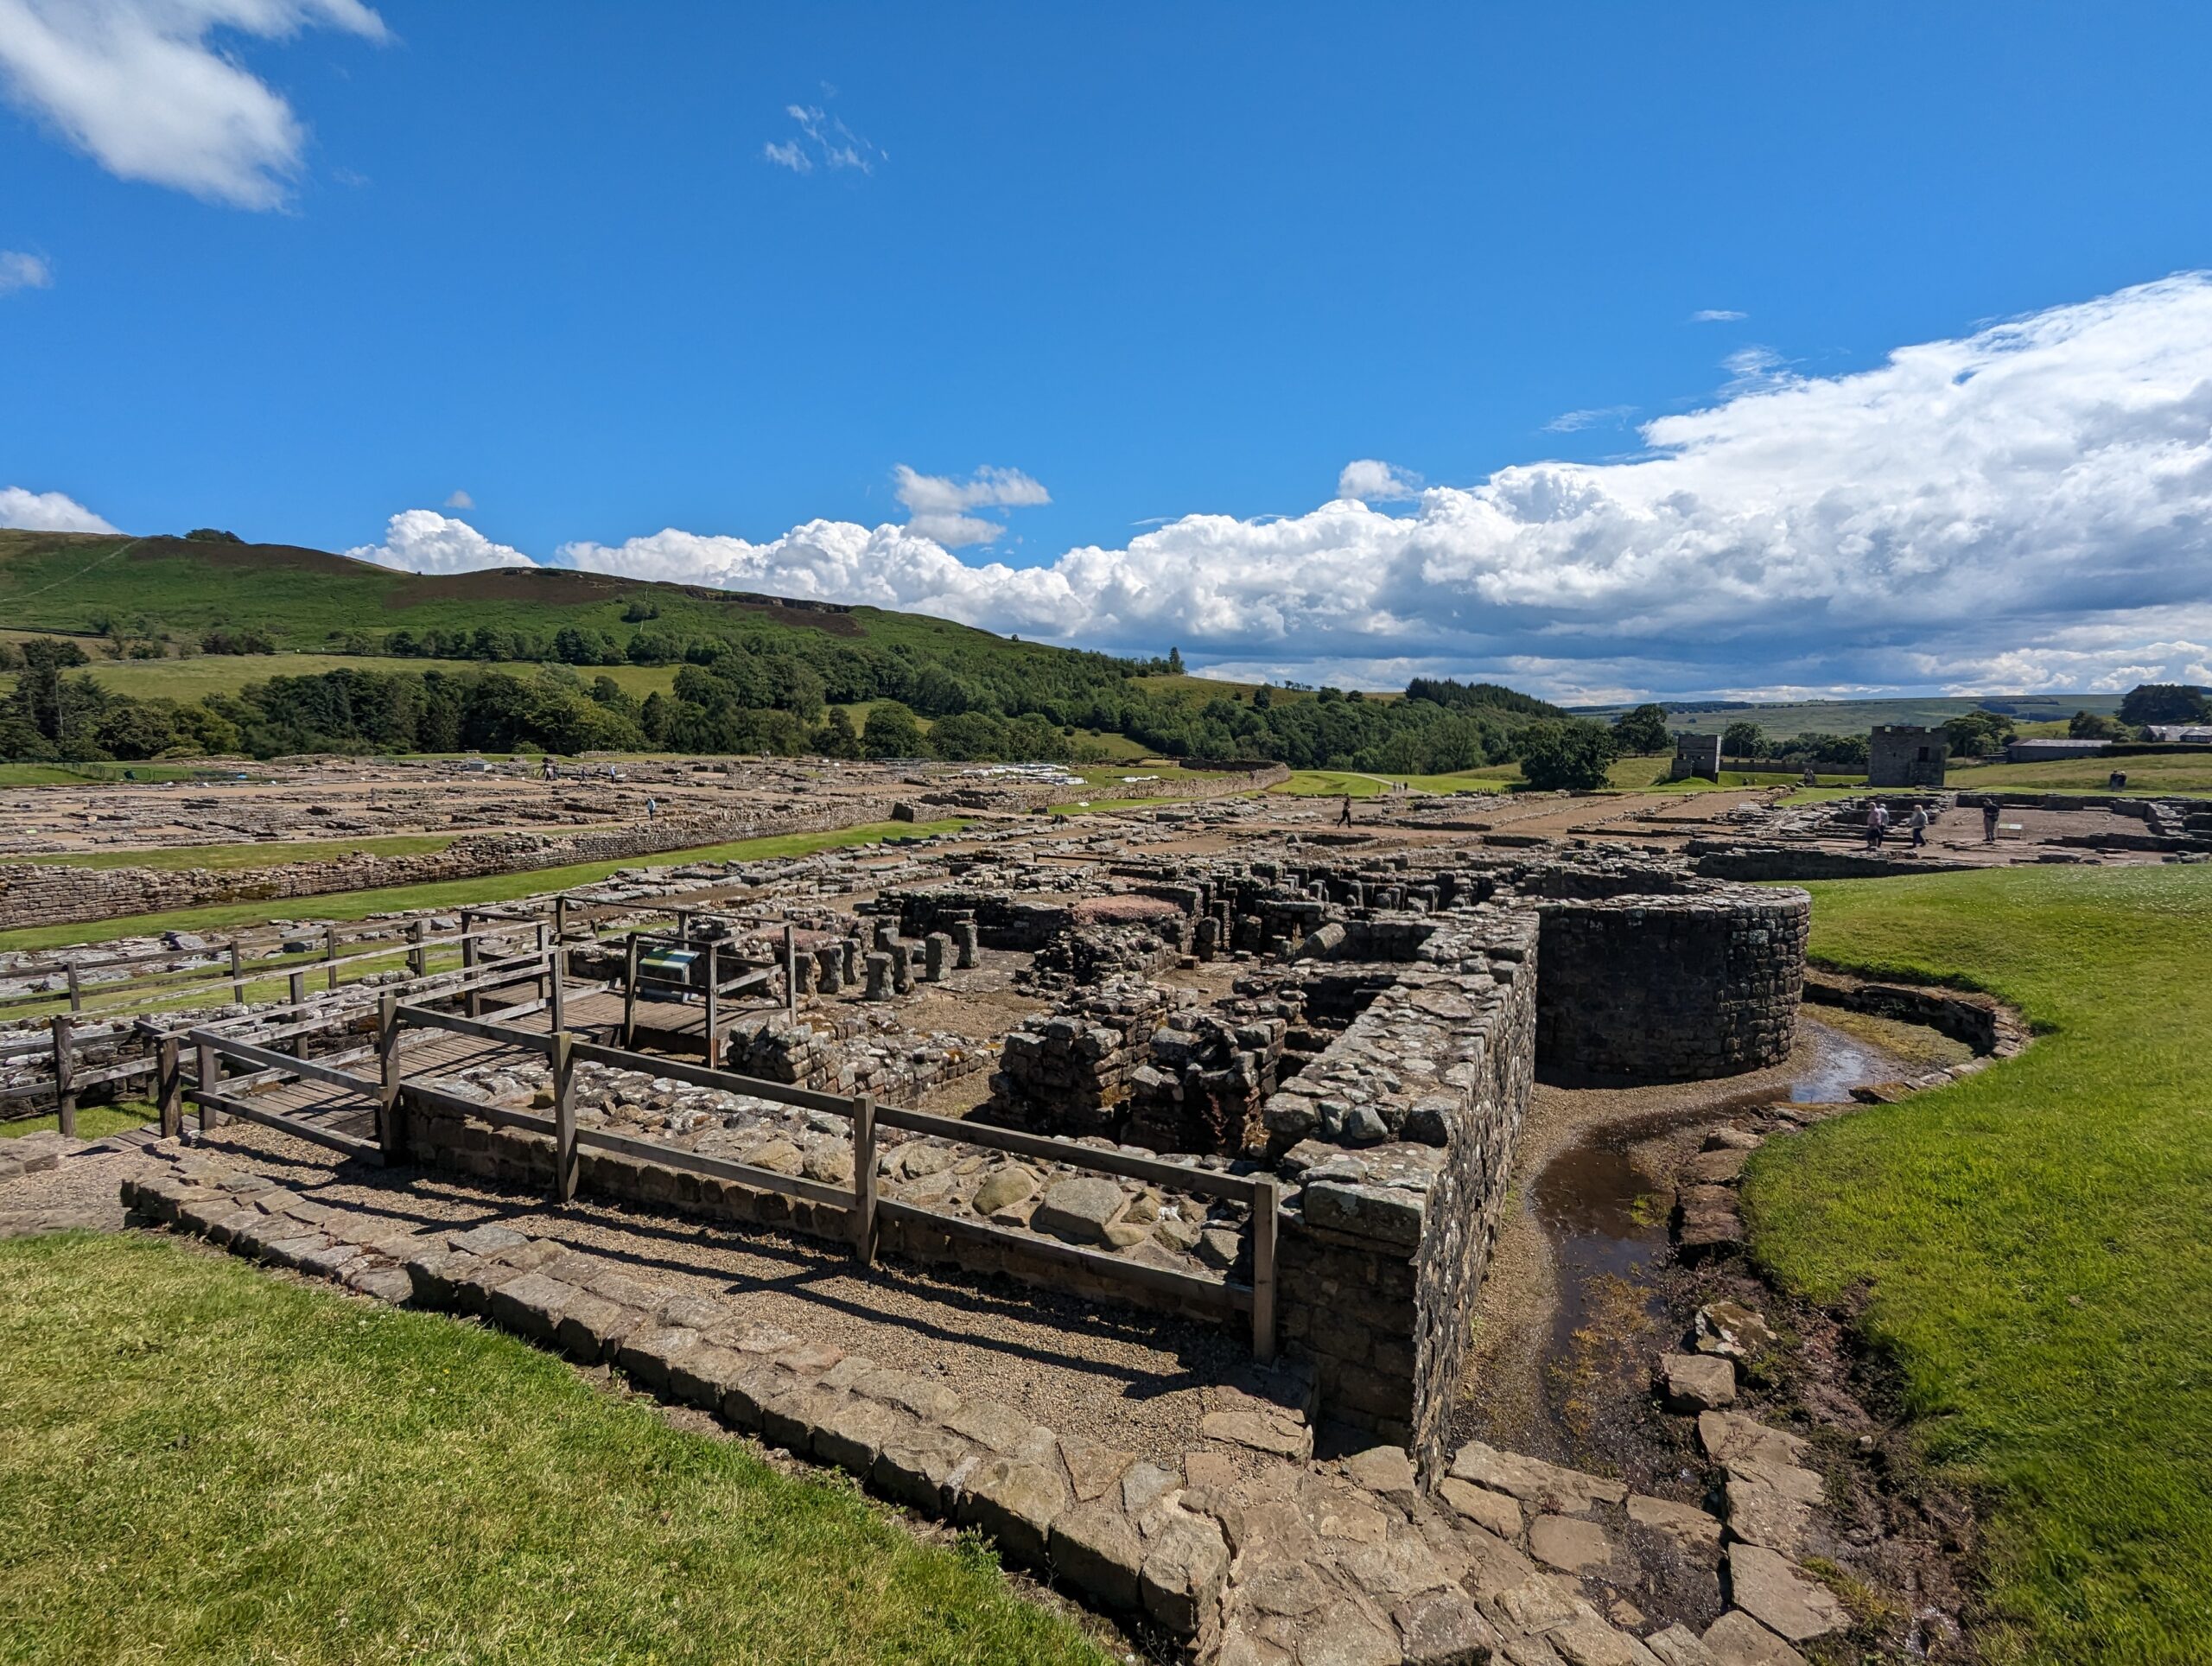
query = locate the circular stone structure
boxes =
[1533,885,1810,1083]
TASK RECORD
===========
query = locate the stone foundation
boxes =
[1535,887,1808,1083]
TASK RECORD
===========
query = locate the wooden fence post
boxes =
[376,993,404,1163]
[552,1030,578,1204]
[157,1036,182,1141]
[703,939,720,1065]
[462,911,481,1018]
[288,970,308,1056]
[228,941,245,1006]
[621,932,639,1048]
[325,925,339,991]
[548,927,566,1033]
[1250,1176,1280,1364]
[555,893,569,947]
[50,1016,74,1138]
[852,1091,879,1265]
[65,963,81,1014]
[675,907,692,942]
[195,1036,219,1135]
[407,919,427,980]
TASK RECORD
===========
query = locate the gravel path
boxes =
[0,1131,163,1238]
[180,1119,1250,1466]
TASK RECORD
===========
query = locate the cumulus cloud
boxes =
[893,464,1049,548]
[344,509,532,575]
[0,485,118,532]
[0,249,51,293]
[762,103,883,175]
[552,274,2212,698]
[1336,460,1423,502]
[1541,405,1636,435]
[443,488,474,510]
[0,0,385,209]
[1691,308,1747,322]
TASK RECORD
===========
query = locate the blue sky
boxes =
[6,3,2212,701]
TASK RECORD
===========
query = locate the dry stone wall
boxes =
[1268,908,1540,1477]
[0,798,893,931]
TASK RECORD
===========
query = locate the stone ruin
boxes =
[100,821,1806,1483]
[864,849,1810,1478]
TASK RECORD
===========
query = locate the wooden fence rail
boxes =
[373,1007,1279,1359]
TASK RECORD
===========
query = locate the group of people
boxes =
[1863,801,1932,850]
[1862,799,2006,849]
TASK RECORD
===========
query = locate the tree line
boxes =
[0,637,1560,769]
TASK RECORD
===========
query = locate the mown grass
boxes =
[1745,864,2212,1664]
[0,761,256,787]
[1948,753,2212,796]
[0,1232,1103,1665]
[1272,768,1510,798]
[0,1103,155,1140]
[0,820,969,955]
[38,833,466,872]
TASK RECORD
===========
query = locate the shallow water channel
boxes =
[1465,1010,1973,1469]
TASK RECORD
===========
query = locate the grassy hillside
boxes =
[0,529,1062,667]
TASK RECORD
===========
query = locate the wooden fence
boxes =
[175,995,1279,1362]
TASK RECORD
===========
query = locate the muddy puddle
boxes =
[1462,1012,1971,1473]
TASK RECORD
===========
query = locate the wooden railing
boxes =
[373,1007,1278,1360]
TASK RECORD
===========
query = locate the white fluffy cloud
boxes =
[1336,460,1423,502]
[344,509,531,575]
[1691,308,1747,323]
[892,464,1049,548]
[0,485,118,532]
[0,0,384,208]
[554,275,2212,698]
[0,249,51,293]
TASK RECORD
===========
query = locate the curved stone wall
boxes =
[1534,886,1809,1083]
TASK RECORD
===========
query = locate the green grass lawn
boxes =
[0,761,260,787]
[1273,768,1511,798]
[1948,753,2212,796]
[0,1232,1102,1665]
[37,832,466,872]
[1745,865,2212,1664]
[0,820,969,955]
[0,1103,155,1140]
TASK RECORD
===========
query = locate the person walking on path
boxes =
[1864,803,1889,849]
[1908,804,1929,849]
[1983,799,2001,843]
[1338,795,1354,827]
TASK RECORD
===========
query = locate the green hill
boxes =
[0,531,1559,771]
[0,529,1059,665]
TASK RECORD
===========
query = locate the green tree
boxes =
[1942,708,2017,758]
[1721,720,1766,758]
[1612,703,1672,755]
[2069,710,2130,740]
[816,705,861,759]
[861,701,927,759]
[2119,684,2210,727]
[10,637,91,741]
[1517,718,1617,790]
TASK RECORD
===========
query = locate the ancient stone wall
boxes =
[0,798,895,931]
[991,980,1176,1135]
[1534,887,1808,1083]
[1269,908,1540,1477]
